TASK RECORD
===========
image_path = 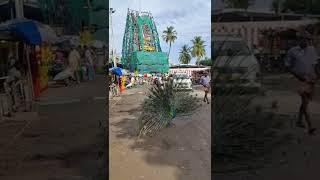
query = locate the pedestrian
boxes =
[68,46,81,84]
[286,34,318,135]
[200,72,210,104]
[5,58,22,112]
[84,45,95,81]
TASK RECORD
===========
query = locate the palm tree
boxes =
[271,0,281,14]
[162,26,177,60]
[191,36,206,65]
[179,45,192,64]
[225,0,255,10]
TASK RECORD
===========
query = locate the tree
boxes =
[199,57,212,66]
[225,0,255,10]
[191,36,206,66]
[271,0,282,14]
[162,26,177,60]
[282,0,320,14]
[178,45,192,64]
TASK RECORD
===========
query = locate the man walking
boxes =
[68,46,81,84]
[286,34,318,135]
[84,46,95,81]
[200,72,210,104]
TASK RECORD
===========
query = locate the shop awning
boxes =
[0,18,58,45]
[110,67,123,76]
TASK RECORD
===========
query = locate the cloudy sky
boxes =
[109,0,211,65]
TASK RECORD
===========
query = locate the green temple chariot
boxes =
[121,9,169,73]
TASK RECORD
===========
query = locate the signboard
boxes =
[142,24,155,51]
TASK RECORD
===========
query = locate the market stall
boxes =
[0,18,58,98]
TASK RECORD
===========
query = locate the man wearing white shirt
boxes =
[286,34,318,135]
[68,46,81,83]
[85,46,95,81]
[200,72,210,104]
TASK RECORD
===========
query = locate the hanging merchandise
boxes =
[80,30,91,46]
[39,43,52,92]
[120,76,126,92]
[30,45,41,98]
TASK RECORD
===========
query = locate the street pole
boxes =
[15,0,23,18]
[109,8,116,67]
[277,0,281,15]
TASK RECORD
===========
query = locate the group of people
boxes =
[54,45,96,83]
[109,73,169,98]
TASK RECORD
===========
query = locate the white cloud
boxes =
[110,0,211,64]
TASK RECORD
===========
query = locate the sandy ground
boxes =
[0,75,106,179]
[109,86,211,180]
[213,74,320,180]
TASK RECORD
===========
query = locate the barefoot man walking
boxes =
[286,33,318,135]
[200,72,211,104]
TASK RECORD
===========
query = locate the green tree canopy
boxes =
[199,57,212,66]
[178,45,192,64]
[162,26,177,59]
[282,0,320,14]
[225,0,255,10]
[271,0,282,14]
[191,36,206,65]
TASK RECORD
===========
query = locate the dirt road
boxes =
[109,87,211,180]
[0,75,106,180]
[214,74,320,180]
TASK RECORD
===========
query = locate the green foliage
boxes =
[225,0,255,10]
[282,0,320,14]
[179,45,192,64]
[199,57,212,66]
[138,80,199,137]
[191,36,206,65]
[271,0,281,14]
[162,26,178,58]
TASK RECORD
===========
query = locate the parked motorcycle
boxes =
[48,62,65,80]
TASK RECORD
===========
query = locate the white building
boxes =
[169,65,210,77]
[212,9,320,48]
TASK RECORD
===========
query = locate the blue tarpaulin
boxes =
[110,67,123,76]
[0,19,41,45]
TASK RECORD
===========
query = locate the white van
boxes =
[213,34,261,91]
[172,73,192,90]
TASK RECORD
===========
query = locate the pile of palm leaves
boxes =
[138,80,200,137]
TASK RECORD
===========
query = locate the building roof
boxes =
[0,1,43,22]
[170,64,210,69]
